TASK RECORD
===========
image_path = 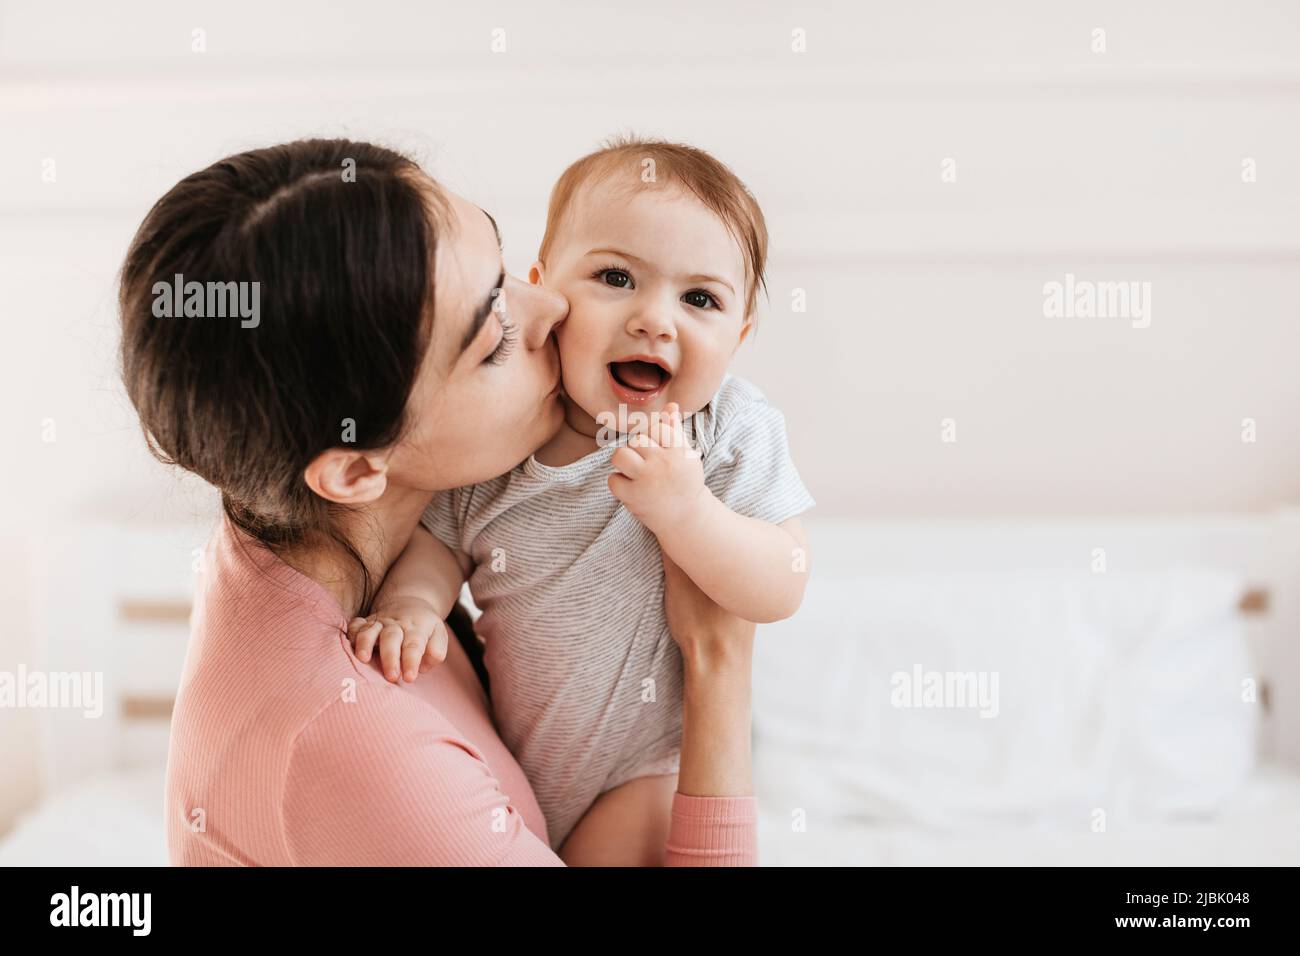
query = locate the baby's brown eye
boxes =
[601,270,632,288]
[683,290,716,309]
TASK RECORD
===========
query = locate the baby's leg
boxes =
[559,773,678,867]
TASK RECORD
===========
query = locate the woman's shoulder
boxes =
[278,672,558,865]
[182,519,361,716]
[168,521,499,863]
[181,519,489,736]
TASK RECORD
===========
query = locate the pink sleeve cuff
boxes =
[664,793,759,867]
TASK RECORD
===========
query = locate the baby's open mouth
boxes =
[608,360,670,393]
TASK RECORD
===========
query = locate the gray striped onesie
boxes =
[421,374,815,847]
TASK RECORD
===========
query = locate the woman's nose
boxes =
[520,279,568,350]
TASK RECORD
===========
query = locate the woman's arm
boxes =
[663,551,755,798]
[284,571,760,868]
[283,693,564,866]
[661,552,759,865]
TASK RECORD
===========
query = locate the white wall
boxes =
[1,0,1298,525]
[1,0,1298,830]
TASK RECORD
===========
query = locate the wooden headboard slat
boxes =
[1238,588,1270,615]
[118,599,191,623]
[121,695,175,720]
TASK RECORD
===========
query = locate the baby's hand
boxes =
[347,596,449,684]
[608,402,708,535]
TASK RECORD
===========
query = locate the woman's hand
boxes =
[661,552,756,664]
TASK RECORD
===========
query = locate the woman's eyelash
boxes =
[484,315,518,366]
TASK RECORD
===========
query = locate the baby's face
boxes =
[540,181,750,431]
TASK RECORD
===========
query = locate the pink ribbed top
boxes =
[164,519,757,866]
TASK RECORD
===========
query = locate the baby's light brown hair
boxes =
[538,136,769,318]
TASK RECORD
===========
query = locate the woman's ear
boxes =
[529,261,546,285]
[303,448,390,505]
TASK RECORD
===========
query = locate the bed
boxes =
[4,514,1299,866]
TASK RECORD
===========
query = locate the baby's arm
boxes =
[658,501,807,625]
[349,525,472,683]
[609,403,810,624]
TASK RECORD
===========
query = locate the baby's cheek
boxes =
[676,344,733,413]
[552,322,601,412]
[555,292,597,347]
[555,322,592,377]
[556,299,608,363]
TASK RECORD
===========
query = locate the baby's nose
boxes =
[629,308,676,341]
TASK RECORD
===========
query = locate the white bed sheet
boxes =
[4,762,1300,866]
[757,763,1300,866]
[0,766,167,867]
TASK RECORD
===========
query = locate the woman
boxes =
[119,139,758,865]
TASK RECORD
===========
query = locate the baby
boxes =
[350,137,814,861]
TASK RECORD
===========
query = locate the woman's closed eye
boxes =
[483,315,519,366]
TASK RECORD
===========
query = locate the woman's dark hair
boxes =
[119,138,444,612]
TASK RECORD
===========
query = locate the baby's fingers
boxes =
[399,629,428,683]
[419,620,451,672]
[351,618,382,663]
[377,622,407,683]
[611,443,647,478]
[656,402,684,450]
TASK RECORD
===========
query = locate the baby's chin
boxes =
[558,388,607,435]
[560,388,631,431]
[562,385,709,433]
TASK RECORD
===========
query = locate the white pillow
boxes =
[753,568,1255,832]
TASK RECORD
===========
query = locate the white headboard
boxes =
[28,509,1300,797]
[33,518,212,794]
